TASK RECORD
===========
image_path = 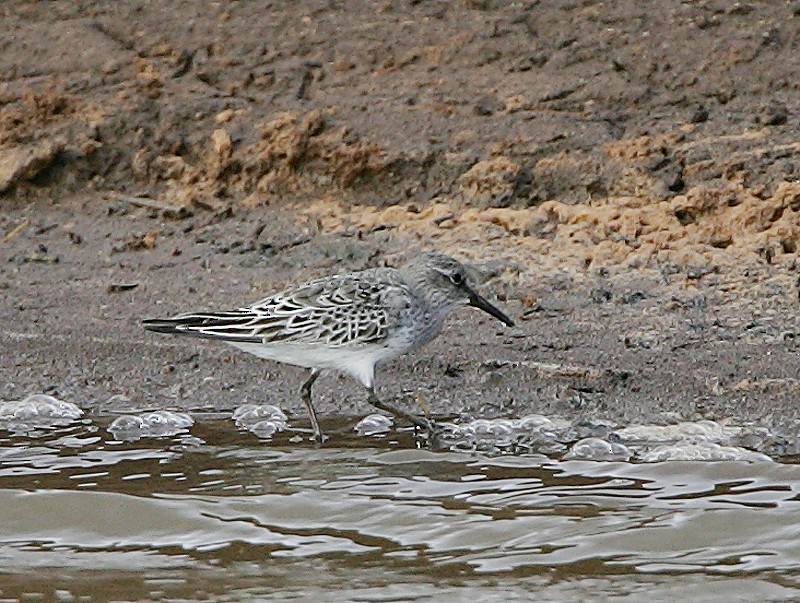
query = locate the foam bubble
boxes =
[355,414,393,436]
[108,410,194,441]
[435,417,566,454]
[233,404,288,427]
[512,414,553,431]
[457,418,515,439]
[612,420,734,444]
[232,404,288,438]
[248,420,282,439]
[640,442,773,463]
[566,418,617,440]
[0,394,83,430]
[564,437,632,461]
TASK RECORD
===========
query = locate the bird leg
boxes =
[300,369,324,441]
[366,387,437,433]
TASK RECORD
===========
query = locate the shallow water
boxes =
[1,416,799,602]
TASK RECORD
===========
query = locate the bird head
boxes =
[400,253,515,327]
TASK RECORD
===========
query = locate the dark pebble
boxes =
[621,291,647,304]
[690,107,709,123]
[473,96,500,116]
[590,287,613,303]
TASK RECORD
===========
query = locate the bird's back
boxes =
[143,266,429,352]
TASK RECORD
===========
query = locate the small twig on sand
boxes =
[2,218,30,243]
[105,192,188,217]
[414,393,432,420]
[108,282,140,293]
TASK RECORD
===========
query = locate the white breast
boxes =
[226,341,402,388]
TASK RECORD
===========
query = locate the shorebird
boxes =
[143,253,514,440]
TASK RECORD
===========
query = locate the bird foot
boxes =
[416,416,441,434]
[309,429,328,444]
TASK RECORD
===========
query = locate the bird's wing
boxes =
[143,271,411,347]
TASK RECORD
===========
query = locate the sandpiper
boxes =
[143,253,514,440]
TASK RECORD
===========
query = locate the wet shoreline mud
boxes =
[2,1,800,454]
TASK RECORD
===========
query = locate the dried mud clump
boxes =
[244,110,388,193]
[458,156,523,208]
[0,139,65,193]
[0,86,101,195]
[111,231,160,254]
[0,89,72,146]
[146,110,392,207]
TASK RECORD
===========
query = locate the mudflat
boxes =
[2,1,800,437]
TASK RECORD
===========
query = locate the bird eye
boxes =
[450,272,464,286]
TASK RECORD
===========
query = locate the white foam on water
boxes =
[355,414,393,436]
[565,437,633,461]
[231,404,288,439]
[108,410,194,441]
[1,392,781,462]
[430,415,783,461]
[436,416,568,454]
[640,442,774,463]
[0,394,83,430]
[612,420,735,444]
[248,420,282,439]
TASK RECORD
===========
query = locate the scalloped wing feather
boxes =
[158,272,409,348]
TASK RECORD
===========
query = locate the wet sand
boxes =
[3,198,800,442]
[2,1,800,436]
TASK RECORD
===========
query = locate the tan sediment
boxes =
[148,110,390,208]
[304,181,800,276]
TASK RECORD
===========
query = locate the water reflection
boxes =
[0,417,798,601]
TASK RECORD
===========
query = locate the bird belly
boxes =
[226,341,398,388]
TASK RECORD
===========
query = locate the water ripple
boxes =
[0,418,798,601]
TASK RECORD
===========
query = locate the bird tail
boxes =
[142,312,261,342]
